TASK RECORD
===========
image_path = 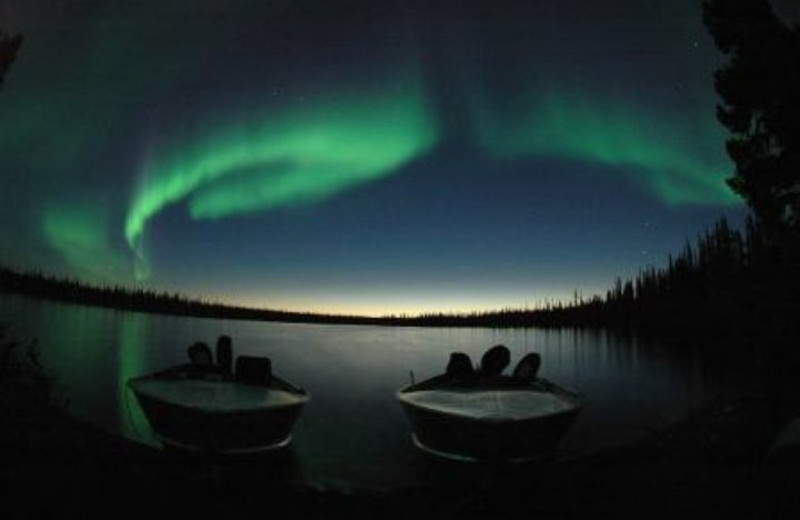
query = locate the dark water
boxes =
[0,294,745,488]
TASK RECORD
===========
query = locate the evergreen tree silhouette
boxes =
[702,0,800,235]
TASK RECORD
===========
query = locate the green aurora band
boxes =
[472,88,740,206]
[122,62,739,280]
[0,0,749,295]
[42,206,126,281]
[125,83,438,277]
[124,81,739,279]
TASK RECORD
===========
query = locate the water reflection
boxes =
[33,301,118,425]
[0,294,724,488]
[117,311,156,446]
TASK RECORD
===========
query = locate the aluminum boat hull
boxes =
[398,378,582,462]
[129,373,308,454]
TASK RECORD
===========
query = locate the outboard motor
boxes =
[479,344,510,377]
[216,335,233,376]
[513,352,542,381]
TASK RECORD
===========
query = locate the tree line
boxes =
[0,213,794,336]
[377,215,798,336]
[0,266,389,326]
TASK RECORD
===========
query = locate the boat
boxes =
[397,347,583,463]
[128,338,309,454]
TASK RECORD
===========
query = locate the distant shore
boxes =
[4,262,796,336]
[0,265,601,329]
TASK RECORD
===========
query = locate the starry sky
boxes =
[1,0,797,316]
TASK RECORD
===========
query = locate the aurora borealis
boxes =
[2,0,798,315]
[126,77,438,275]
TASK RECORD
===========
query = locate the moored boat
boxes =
[397,347,583,463]
[129,337,309,454]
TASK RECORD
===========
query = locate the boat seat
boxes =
[216,335,233,376]
[446,352,477,382]
[235,355,273,387]
[479,344,510,377]
[188,342,213,367]
[513,352,541,381]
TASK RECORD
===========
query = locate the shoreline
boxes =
[6,270,795,336]
[3,321,799,518]
[3,385,798,518]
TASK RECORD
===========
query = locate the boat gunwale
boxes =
[128,373,310,415]
[396,377,584,424]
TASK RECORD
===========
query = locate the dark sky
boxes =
[2,0,797,315]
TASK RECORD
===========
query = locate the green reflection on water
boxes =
[37,302,112,411]
[116,311,157,446]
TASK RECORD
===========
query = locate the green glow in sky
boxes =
[474,88,740,206]
[125,82,437,267]
[41,206,125,281]
[0,0,753,312]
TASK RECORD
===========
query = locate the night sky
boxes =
[2,0,798,316]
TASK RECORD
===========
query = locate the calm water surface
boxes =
[1,295,736,487]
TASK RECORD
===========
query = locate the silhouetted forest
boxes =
[1,214,797,336]
[388,215,799,336]
[0,267,389,326]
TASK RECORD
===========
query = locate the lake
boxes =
[0,294,750,488]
